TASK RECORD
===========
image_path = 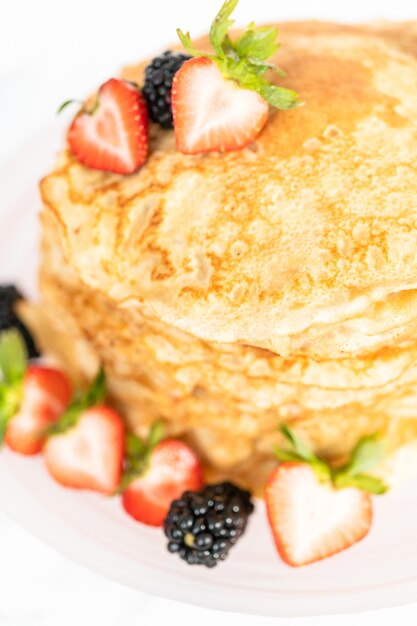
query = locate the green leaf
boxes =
[275,424,387,494]
[273,447,305,463]
[0,381,23,445]
[176,0,300,111]
[47,368,106,436]
[257,84,301,109]
[0,418,6,446]
[334,472,388,495]
[82,368,106,408]
[147,419,164,450]
[0,329,27,385]
[125,432,147,458]
[279,423,317,462]
[275,424,332,483]
[117,420,166,493]
[235,26,279,61]
[209,0,239,57]
[341,434,385,477]
[57,99,78,114]
[222,35,240,62]
[310,460,332,483]
[331,433,388,496]
[176,29,210,58]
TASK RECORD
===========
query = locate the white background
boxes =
[1,0,417,624]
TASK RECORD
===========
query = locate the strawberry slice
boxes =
[68,78,148,174]
[43,370,124,495]
[5,366,72,456]
[44,405,125,495]
[122,438,203,527]
[265,463,373,567]
[171,57,269,154]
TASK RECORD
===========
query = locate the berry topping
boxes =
[163,481,254,567]
[121,427,203,527]
[44,370,125,494]
[0,329,72,454]
[143,51,191,128]
[67,78,149,175]
[172,0,300,154]
[0,285,39,359]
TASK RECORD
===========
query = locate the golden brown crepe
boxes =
[27,21,417,493]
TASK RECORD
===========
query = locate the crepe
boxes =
[27,21,417,493]
[40,22,417,359]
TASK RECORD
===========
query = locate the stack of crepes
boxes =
[25,21,417,493]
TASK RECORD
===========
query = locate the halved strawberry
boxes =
[265,462,373,567]
[122,438,203,527]
[171,57,269,154]
[5,366,72,455]
[44,405,125,495]
[68,78,148,174]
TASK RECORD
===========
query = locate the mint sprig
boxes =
[118,420,165,492]
[47,368,106,436]
[275,425,388,496]
[177,0,300,110]
[0,330,27,444]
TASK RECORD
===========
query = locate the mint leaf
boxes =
[340,434,385,477]
[334,472,388,495]
[0,330,27,385]
[209,0,239,57]
[235,26,279,61]
[47,368,106,436]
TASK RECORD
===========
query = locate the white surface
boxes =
[1,0,417,624]
[1,439,417,618]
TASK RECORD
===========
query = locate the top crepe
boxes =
[41,21,417,359]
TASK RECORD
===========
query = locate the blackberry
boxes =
[143,50,191,129]
[163,481,254,568]
[0,285,39,359]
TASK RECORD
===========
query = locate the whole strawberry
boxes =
[0,330,72,455]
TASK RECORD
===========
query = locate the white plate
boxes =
[0,126,417,618]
